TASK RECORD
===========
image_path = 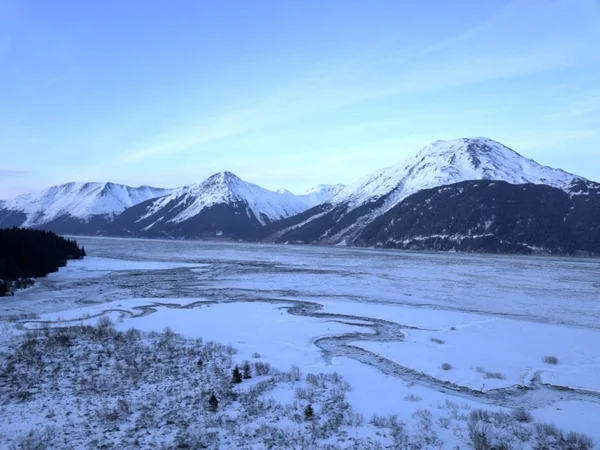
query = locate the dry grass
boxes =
[542,356,559,365]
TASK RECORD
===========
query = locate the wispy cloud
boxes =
[113,0,600,170]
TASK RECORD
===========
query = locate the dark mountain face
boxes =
[105,196,267,240]
[29,215,114,235]
[0,209,28,229]
[351,180,599,255]
[564,179,600,254]
[267,197,390,244]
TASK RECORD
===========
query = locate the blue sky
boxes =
[1,0,599,198]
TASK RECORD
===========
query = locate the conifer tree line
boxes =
[0,227,86,295]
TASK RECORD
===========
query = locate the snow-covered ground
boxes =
[1,237,599,448]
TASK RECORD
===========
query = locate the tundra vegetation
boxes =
[0,319,593,449]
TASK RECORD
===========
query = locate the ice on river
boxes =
[2,236,599,445]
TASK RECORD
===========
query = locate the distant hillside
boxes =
[0,182,172,234]
[354,179,600,255]
[0,227,86,296]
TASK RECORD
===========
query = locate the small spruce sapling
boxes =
[242,361,252,379]
[304,404,314,421]
[232,365,243,384]
[208,393,218,412]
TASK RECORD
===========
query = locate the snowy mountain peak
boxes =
[415,138,531,173]
[333,137,581,209]
[139,172,316,227]
[134,171,347,231]
[303,184,346,196]
[3,182,171,226]
[273,137,594,246]
[206,171,240,183]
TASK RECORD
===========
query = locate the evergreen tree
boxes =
[0,227,86,296]
[242,361,252,379]
[304,403,314,421]
[208,393,218,412]
[232,365,242,384]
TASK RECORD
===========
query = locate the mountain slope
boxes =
[355,181,568,253]
[355,179,600,255]
[298,184,345,207]
[106,172,340,239]
[0,182,171,233]
[270,138,585,245]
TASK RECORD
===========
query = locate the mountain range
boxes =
[1,137,598,255]
[0,175,344,238]
[0,183,172,234]
[105,172,344,239]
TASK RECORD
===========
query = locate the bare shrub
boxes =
[370,414,389,428]
[251,352,261,358]
[511,423,533,443]
[564,431,594,450]
[430,337,445,344]
[476,367,505,380]
[124,328,141,342]
[295,387,315,401]
[511,408,533,423]
[97,315,114,329]
[543,356,559,365]
[254,361,271,376]
[305,373,318,385]
[404,394,421,402]
[437,416,451,429]
[290,365,302,382]
[469,418,492,450]
[485,372,505,380]
[413,409,442,447]
[470,409,491,423]
[344,411,364,427]
[534,422,563,448]
[441,362,452,371]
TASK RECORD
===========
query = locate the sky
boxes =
[1,0,599,199]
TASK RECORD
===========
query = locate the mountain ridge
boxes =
[1,136,597,255]
[271,137,586,245]
[0,182,172,233]
[102,172,344,239]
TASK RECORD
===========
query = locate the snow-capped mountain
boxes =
[106,172,341,239]
[332,137,579,209]
[0,182,171,233]
[299,184,345,207]
[271,137,586,245]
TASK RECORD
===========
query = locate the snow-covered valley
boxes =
[1,237,599,449]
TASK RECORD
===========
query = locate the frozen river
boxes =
[10,236,599,328]
[2,236,600,447]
